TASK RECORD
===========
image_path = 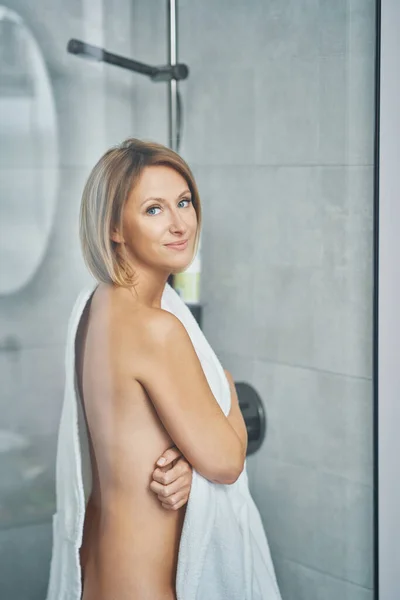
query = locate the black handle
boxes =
[235,382,267,456]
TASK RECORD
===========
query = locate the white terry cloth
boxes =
[46,281,282,600]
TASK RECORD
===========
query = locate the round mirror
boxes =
[0,7,59,295]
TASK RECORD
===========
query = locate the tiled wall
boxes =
[132,1,376,599]
[0,1,376,599]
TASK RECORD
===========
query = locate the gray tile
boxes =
[252,0,375,63]
[253,459,320,567]
[255,53,374,168]
[252,360,373,485]
[257,466,374,592]
[103,0,136,149]
[314,474,374,588]
[347,54,376,166]
[179,66,255,165]
[251,270,319,372]
[0,520,52,600]
[120,0,168,143]
[317,54,375,166]
[131,0,168,65]
[251,166,374,378]
[194,166,256,358]
[318,56,348,164]
[253,0,320,61]
[179,0,259,69]
[255,57,320,165]
[343,481,374,588]
[319,0,348,57]
[348,0,376,58]
[104,73,136,149]
[251,166,325,268]
[214,352,255,384]
[273,554,373,600]
[54,72,110,169]
[130,79,169,146]
[103,0,134,55]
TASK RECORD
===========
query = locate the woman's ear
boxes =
[111,229,124,244]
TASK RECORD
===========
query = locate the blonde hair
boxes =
[79,138,202,287]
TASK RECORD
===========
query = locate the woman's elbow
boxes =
[220,456,245,485]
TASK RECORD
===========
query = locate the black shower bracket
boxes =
[66,39,189,83]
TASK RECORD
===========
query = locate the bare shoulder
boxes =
[128,307,190,373]
[89,284,185,369]
[87,284,149,357]
[140,307,187,346]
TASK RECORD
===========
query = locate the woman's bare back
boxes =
[75,284,186,600]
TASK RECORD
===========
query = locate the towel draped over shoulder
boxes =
[46,282,282,600]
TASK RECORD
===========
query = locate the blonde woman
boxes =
[46,138,282,600]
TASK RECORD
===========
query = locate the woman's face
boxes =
[114,165,198,275]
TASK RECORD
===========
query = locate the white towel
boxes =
[46,281,282,600]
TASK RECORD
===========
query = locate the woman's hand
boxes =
[150,446,193,510]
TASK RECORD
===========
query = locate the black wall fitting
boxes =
[66,39,189,83]
[235,383,267,456]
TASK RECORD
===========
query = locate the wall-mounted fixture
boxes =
[235,383,267,456]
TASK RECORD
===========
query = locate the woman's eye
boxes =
[146,198,192,216]
[147,206,161,216]
[179,198,192,207]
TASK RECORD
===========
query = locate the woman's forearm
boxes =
[224,370,248,460]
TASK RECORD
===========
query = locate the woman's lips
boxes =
[165,240,188,250]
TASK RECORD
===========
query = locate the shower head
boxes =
[67,38,103,61]
[66,38,189,81]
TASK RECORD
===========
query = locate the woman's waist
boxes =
[82,548,177,600]
[82,525,179,596]
[83,491,185,576]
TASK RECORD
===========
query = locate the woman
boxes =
[47,138,282,600]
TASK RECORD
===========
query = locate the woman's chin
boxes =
[166,255,194,274]
[169,260,192,275]
[170,266,188,275]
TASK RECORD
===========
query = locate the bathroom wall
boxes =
[133,1,376,599]
[0,1,136,598]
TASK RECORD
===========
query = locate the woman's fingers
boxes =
[160,489,189,510]
[150,474,189,499]
[161,493,189,511]
[153,457,191,485]
[156,446,182,468]
[151,454,193,510]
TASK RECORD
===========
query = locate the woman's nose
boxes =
[169,209,187,233]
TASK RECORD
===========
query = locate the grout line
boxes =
[214,349,373,382]
[190,163,375,169]
[255,455,374,488]
[270,546,374,591]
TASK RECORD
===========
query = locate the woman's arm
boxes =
[132,309,245,485]
[224,369,248,462]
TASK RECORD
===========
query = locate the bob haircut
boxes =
[79,137,202,287]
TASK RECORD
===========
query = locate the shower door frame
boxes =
[374,0,400,599]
